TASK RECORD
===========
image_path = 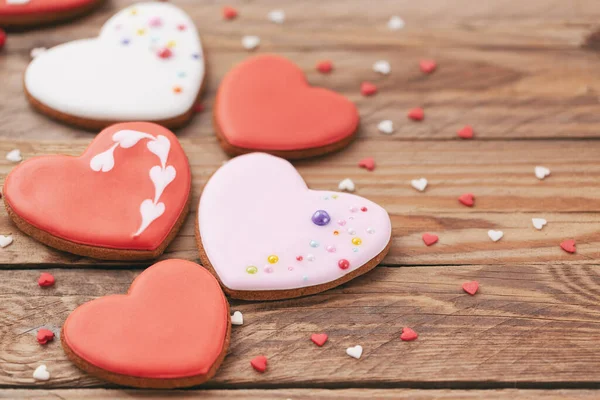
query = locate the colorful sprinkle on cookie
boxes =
[462,281,479,295]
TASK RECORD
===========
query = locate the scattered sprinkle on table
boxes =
[400,327,418,341]
[458,193,475,207]
[358,157,375,171]
[267,9,285,24]
[420,59,437,74]
[535,166,550,180]
[231,311,244,325]
[407,107,424,121]
[560,239,576,254]
[360,82,377,96]
[411,178,428,192]
[387,16,405,31]
[223,6,238,20]
[422,233,438,246]
[242,35,260,50]
[457,125,474,139]
[338,178,355,192]
[6,149,22,163]
[373,60,391,75]
[378,120,394,134]
[250,355,268,373]
[532,218,547,230]
[0,235,13,248]
[311,333,328,347]
[33,365,50,381]
[316,60,333,73]
[346,345,363,359]
[488,230,503,242]
[37,329,55,345]
[38,272,55,287]
[462,281,479,295]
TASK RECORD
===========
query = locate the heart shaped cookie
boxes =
[196,153,392,300]
[0,0,102,28]
[3,122,191,260]
[214,55,360,159]
[62,259,230,388]
[24,2,204,130]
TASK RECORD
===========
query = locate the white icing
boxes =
[6,0,30,4]
[91,129,175,236]
[24,2,204,121]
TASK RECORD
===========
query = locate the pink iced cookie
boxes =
[196,153,392,300]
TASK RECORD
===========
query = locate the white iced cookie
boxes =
[24,2,204,129]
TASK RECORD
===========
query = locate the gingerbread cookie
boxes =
[3,122,191,260]
[214,55,360,159]
[0,0,102,28]
[62,259,230,388]
[196,153,392,300]
[24,2,204,130]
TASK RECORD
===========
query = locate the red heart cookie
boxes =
[214,55,359,159]
[0,0,103,28]
[3,122,191,260]
[62,259,230,388]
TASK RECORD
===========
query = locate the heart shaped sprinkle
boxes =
[311,333,328,347]
[338,178,355,192]
[534,166,551,180]
[377,120,394,134]
[242,35,260,50]
[358,157,375,171]
[231,311,244,326]
[419,60,437,74]
[37,329,55,345]
[411,178,428,192]
[33,365,50,381]
[407,107,424,121]
[223,6,238,20]
[400,327,418,341]
[462,281,479,295]
[38,273,55,287]
[346,345,363,359]
[0,235,13,248]
[267,9,285,24]
[316,60,333,73]
[458,193,475,207]
[457,125,474,139]
[6,149,22,163]
[532,218,547,230]
[373,60,391,75]
[560,239,576,253]
[250,355,268,373]
[387,16,405,30]
[488,230,503,242]
[422,233,438,246]
[361,82,377,96]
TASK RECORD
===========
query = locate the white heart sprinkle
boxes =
[0,235,13,248]
[534,166,550,180]
[30,47,47,58]
[532,218,547,230]
[338,178,355,192]
[388,16,405,31]
[411,178,428,192]
[6,149,22,163]
[267,9,285,24]
[346,345,363,359]
[488,230,504,242]
[377,120,394,134]
[33,365,50,381]
[373,60,391,75]
[231,311,244,325]
[242,35,260,50]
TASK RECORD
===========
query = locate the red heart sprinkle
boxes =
[193,104,204,113]
[38,273,55,287]
[457,125,474,139]
[422,233,438,246]
[36,329,55,345]
[400,327,418,341]
[157,48,172,59]
[407,107,424,121]
[360,82,377,96]
[223,6,238,20]
[420,60,437,74]
[458,193,475,207]
[250,355,268,373]
[0,29,6,50]
[560,239,576,253]
[462,281,479,295]
[316,60,333,74]
[311,333,328,347]
[358,157,375,171]
[177,24,187,31]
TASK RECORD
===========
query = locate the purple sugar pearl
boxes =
[311,210,331,226]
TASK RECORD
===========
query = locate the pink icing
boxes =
[198,153,392,291]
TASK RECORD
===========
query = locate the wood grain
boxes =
[1,139,598,267]
[2,265,600,388]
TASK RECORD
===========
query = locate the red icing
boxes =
[250,355,267,373]
[37,329,55,344]
[38,272,55,287]
[462,281,479,295]
[311,333,328,347]
[63,260,229,379]
[400,327,418,341]
[215,55,359,151]
[0,0,96,16]
[4,122,191,251]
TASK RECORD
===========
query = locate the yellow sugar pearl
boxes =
[167,40,177,48]
[129,8,138,15]
[246,266,258,274]
[267,255,279,264]
[352,237,362,246]
[333,230,339,236]
[332,195,338,199]
[136,28,146,36]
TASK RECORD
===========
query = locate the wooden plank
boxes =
[1,139,599,267]
[2,264,600,388]
[2,0,600,140]
[2,388,600,399]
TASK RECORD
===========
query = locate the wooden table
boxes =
[1,0,600,398]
